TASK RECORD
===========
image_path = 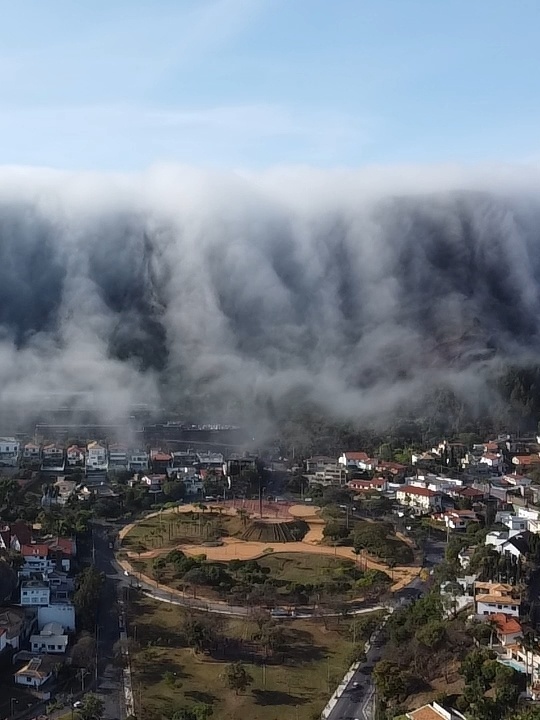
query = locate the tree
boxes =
[223,662,253,695]
[78,693,104,720]
[71,632,96,668]
[73,566,104,631]
[0,558,17,602]
[181,617,219,653]
[372,660,408,703]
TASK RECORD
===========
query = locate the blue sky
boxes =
[0,0,539,170]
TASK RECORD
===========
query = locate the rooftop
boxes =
[491,613,522,635]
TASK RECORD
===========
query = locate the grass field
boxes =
[127,593,364,720]
[122,509,245,551]
[257,552,357,585]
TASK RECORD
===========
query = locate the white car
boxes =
[73,701,83,709]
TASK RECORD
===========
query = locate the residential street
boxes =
[92,525,124,720]
[325,536,444,720]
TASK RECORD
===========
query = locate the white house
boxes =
[30,622,68,654]
[474,582,521,617]
[129,450,149,472]
[490,613,522,647]
[480,453,504,471]
[0,437,19,466]
[20,579,50,607]
[38,603,75,632]
[66,445,85,467]
[348,477,388,492]
[338,451,370,469]
[141,474,165,494]
[21,545,53,574]
[14,656,54,698]
[435,510,479,530]
[396,485,441,512]
[86,441,108,472]
[495,511,528,533]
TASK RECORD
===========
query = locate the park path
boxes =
[120,502,419,592]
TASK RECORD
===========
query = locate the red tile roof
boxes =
[491,613,522,635]
[344,452,369,461]
[398,485,437,497]
[152,453,172,462]
[48,537,75,556]
[457,487,485,498]
[22,544,49,557]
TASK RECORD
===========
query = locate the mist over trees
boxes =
[0,167,540,437]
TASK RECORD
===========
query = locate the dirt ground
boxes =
[121,501,420,592]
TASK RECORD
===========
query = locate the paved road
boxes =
[326,537,445,720]
[92,525,125,720]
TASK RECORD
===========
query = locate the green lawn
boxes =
[127,593,364,720]
[257,552,356,584]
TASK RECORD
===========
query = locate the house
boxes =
[41,444,65,471]
[21,545,53,574]
[46,537,76,573]
[197,452,224,469]
[0,607,34,649]
[512,454,540,470]
[20,578,50,607]
[30,622,68,654]
[480,453,504,471]
[490,613,522,647]
[378,460,407,478]
[495,512,528,533]
[151,451,172,473]
[23,443,41,464]
[474,582,521,617]
[311,465,344,486]
[501,532,531,561]
[14,655,55,699]
[396,485,441,513]
[86,441,108,472]
[42,478,76,507]
[338,452,370,469]
[141,474,165,494]
[455,486,485,502]
[66,445,85,467]
[406,701,467,720]
[108,444,129,470]
[38,602,75,632]
[348,477,387,492]
[21,538,75,575]
[128,449,149,472]
[0,437,19,466]
[434,509,479,530]
[305,456,336,474]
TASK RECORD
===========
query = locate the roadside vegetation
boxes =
[126,592,382,720]
[372,591,530,720]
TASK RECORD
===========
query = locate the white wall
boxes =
[38,604,75,631]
